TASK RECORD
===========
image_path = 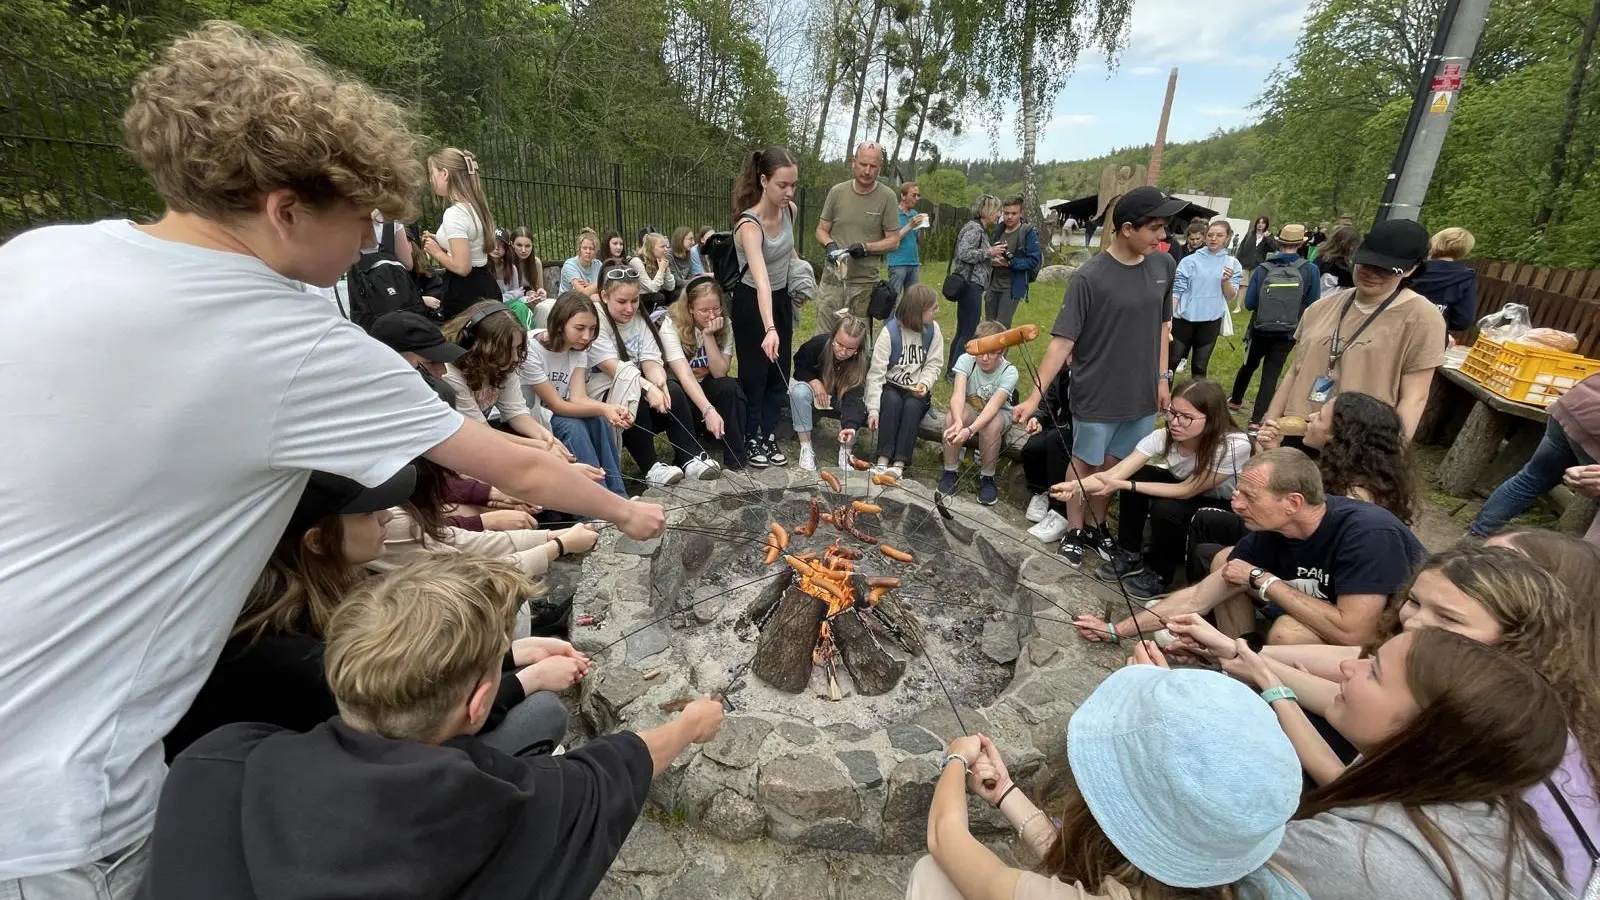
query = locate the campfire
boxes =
[744,499,924,699]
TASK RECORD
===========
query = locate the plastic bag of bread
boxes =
[1517,328,1579,353]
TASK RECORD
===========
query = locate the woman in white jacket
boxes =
[1170,220,1242,379]
[630,231,678,314]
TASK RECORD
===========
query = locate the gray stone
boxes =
[659,859,745,900]
[886,722,942,754]
[912,704,989,744]
[982,618,1021,664]
[757,753,861,821]
[793,819,879,853]
[613,819,681,875]
[613,534,662,556]
[882,757,939,823]
[702,716,773,769]
[837,750,883,788]
[592,668,648,712]
[825,722,873,743]
[626,624,671,662]
[840,871,910,900]
[775,720,821,746]
[702,789,765,842]
[1036,264,1077,284]
[591,878,643,900]
[1027,638,1063,667]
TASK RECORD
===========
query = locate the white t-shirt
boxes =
[437,203,488,268]
[0,220,463,880]
[520,330,593,403]
[586,310,662,398]
[658,321,735,377]
[1133,429,1253,498]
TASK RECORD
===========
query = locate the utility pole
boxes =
[1374,0,1492,222]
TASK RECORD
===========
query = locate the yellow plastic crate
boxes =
[1460,335,1600,407]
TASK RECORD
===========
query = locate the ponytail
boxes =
[731,147,797,218]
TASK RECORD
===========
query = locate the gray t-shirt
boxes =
[1051,250,1175,422]
[735,207,793,291]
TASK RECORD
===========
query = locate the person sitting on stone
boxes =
[143,553,725,900]
[162,468,587,762]
[911,647,1304,900]
[1072,447,1424,647]
[939,320,1020,507]
[790,312,871,472]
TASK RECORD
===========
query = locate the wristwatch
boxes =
[1160,370,1175,382]
[1247,567,1265,589]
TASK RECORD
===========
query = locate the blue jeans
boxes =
[1468,419,1592,536]
[948,279,983,376]
[888,265,919,295]
[550,414,626,496]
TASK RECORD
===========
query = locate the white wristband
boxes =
[1255,576,1281,600]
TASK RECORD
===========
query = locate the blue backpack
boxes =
[886,318,936,366]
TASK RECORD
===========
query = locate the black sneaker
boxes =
[1122,570,1169,601]
[765,436,788,466]
[978,475,998,506]
[938,469,959,494]
[1087,524,1118,562]
[1057,528,1092,567]
[746,439,770,468]
[1093,549,1146,583]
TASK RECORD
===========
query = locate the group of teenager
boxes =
[5,20,1596,900]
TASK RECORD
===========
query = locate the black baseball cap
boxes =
[1113,186,1188,229]
[370,312,466,364]
[287,466,417,536]
[1353,219,1430,274]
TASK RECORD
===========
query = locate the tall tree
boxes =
[1535,0,1600,226]
[964,0,1133,218]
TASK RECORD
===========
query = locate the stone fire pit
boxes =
[568,465,1118,858]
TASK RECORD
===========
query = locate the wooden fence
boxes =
[1470,260,1600,300]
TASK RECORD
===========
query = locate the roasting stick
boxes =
[922,648,996,789]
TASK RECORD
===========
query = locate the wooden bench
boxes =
[1418,367,1595,533]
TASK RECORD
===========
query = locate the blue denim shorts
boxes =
[1071,415,1156,466]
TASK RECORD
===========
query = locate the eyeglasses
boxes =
[1165,409,1205,427]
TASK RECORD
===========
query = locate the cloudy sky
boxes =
[943,0,1312,163]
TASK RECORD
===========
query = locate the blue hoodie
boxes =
[1174,246,1244,323]
[1409,259,1479,332]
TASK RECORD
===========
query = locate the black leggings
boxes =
[1022,426,1071,515]
[1230,331,1295,424]
[1186,507,1248,585]
[730,283,793,439]
[1169,317,1224,378]
[664,376,748,468]
[1115,466,1231,584]
[877,384,929,464]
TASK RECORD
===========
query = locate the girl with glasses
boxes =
[659,277,748,476]
[1052,379,1252,599]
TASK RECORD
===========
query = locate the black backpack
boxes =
[703,212,761,295]
[346,226,427,331]
[1252,257,1309,334]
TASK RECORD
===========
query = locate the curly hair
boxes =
[442,301,527,394]
[123,21,422,221]
[1318,392,1415,523]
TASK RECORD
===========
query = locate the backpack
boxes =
[1253,257,1310,334]
[886,318,936,367]
[703,212,762,295]
[346,226,426,331]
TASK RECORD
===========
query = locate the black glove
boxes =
[825,241,848,264]
[848,243,868,259]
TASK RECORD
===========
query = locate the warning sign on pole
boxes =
[1429,92,1452,114]
[1431,63,1464,93]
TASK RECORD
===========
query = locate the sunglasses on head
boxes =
[603,267,640,283]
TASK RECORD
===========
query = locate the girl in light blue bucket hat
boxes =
[909,642,1308,900]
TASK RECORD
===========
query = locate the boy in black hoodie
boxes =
[140,555,725,900]
[1410,226,1479,340]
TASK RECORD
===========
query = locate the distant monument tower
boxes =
[1148,67,1178,187]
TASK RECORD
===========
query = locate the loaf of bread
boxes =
[1519,328,1579,353]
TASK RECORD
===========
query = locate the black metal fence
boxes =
[0,48,967,265]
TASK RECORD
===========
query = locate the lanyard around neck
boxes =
[1327,286,1403,372]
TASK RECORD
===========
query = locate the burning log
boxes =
[750,587,828,693]
[832,607,905,695]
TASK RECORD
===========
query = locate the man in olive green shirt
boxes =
[814,142,926,332]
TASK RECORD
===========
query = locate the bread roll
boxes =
[1276,416,1308,436]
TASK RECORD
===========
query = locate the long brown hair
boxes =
[1302,628,1566,899]
[234,515,363,643]
[896,283,938,332]
[596,265,664,364]
[822,313,870,398]
[731,147,797,217]
[668,277,729,363]
[1040,770,1248,899]
[542,291,599,353]
[427,148,497,260]
[499,226,542,289]
[443,300,527,394]
[1163,379,1248,489]
[669,225,694,262]
[401,457,455,543]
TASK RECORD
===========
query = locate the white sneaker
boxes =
[798,443,817,471]
[685,456,721,481]
[838,447,854,470]
[646,462,685,487]
[1028,510,1069,543]
[888,464,904,479]
[1025,492,1050,523]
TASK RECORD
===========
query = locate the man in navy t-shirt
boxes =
[1075,447,1424,646]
